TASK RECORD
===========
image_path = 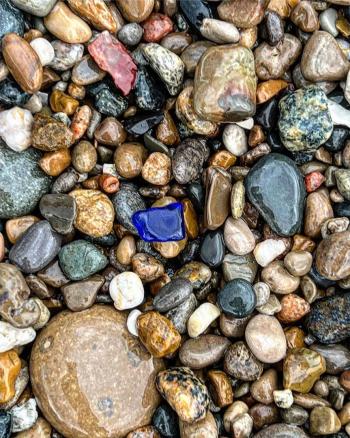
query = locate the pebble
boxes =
[284,250,313,276]
[320,8,338,37]
[142,13,173,43]
[187,303,220,338]
[152,404,178,438]
[281,405,308,426]
[273,389,294,409]
[0,322,36,353]
[109,271,144,310]
[32,114,73,152]
[283,348,326,393]
[156,367,209,423]
[194,45,256,123]
[70,189,114,238]
[67,0,116,33]
[166,293,197,334]
[307,293,350,343]
[119,23,143,46]
[262,261,300,294]
[44,2,92,44]
[279,86,333,152]
[277,294,310,323]
[2,33,43,94]
[58,240,108,280]
[218,0,265,28]
[200,18,240,44]
[0,411,11,438]
[207,370,234,408]
[200,231,225,268]
[310,407,341,435]
[291,1,319,32]
[127,309,142,337]
[49,40,84,71]
[311,344,350,375]
[253,424,310,438]
[249,403,279,430]
[224,401,249,432]
[141,152,171,186]
[250,369,278,405]
[304,189,334,238]
[116,0,154,23]
[39,194,76,235]
[218,279,256,318]
[301,31,349,82]
[205,167,232,230]
[11,398,38,433]
[245,315,286,363]
[61,275,104,311]
[30,38,55,66]
[224,342,263,381]
[30,306,163,437]
[9,221,61,274]
[113,184,146,234]
[153,278,192,312]
[179,335,230,370]
[135,66,166,112]
[179,411,217,438]
[15,417,52,438]
[246,153,306,236]
[172,139,209,184]
[316,230,350,280]
[0,0,25,39]
[142,43,184,95]
[0,107,33,152]
[254,239,286,267]
[222,253,258,283]
[224,217,255,256]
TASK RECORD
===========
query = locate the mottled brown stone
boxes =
[290,1,319,32]
[204,167,232,230]
[218,0,265,28]
[32,114,73,152]
[67,0,117,32]
[39,148,71,177]
[304,189,333,238]
[5,216,40,244]
[316,230,350,280]
[95,117,127,147]
[277,294,310,324]
[115,0,154,22]
[30,306,163,438]
[207,370,233,408]
[114,143,147,179]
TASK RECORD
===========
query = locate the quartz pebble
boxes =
[0,322,36,353]
[30,38,55,66]
[109,271,144,310]
[187,303,220,338]
[0,107,33,152]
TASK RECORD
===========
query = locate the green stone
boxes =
[278,86,333,152]
[58,240,108,281]
[0,142,52,219]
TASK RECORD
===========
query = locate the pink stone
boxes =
[142,13,173,43]
[88,31,137,96]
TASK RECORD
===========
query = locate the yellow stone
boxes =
[0,350,21,404]
[182,199,199,240]
[50,90,79,115]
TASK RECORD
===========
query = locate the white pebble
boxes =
[200,18,240,44]
[0,321,36,353]
[11,398,38,433]
[127,309,142,337]
[30,37,55,66]
[253,282,270,307]
[273,389,294,409]
[328,99,350,128]
[223,124,248,157]
[319,8,338,37]
[187,303,220,338]
[253,239,287,267]
[0,107,33,152]
[232,413,253,438]
[24,93,43,113]
[235,117,254,130]
[109,271,144,310]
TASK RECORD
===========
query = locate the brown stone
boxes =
[249,403,279,430]
[69,189,115,237]
[95,117,127,147]
[261,260,300,294]
[204,167,232,230]
[2,33,42,94]
[5,216,40,244]
[116,235,136,266]
[218,0,265,28]
[72,141,97,173]
[248,125,266,147]
[44,2,92,44]
[180,41,215,76]
[68,83,86,101]
[41,67,60,90]
[179,411,218,438]
[194,45,257,122]
[240,26,258,49]
[304,189,333,238]
[32,114,73,152]
[208,150,236,170]
[67,0,117,32]
[291,1,319,32]
[292,234,316,252]
[316,230,350,280]
[39,148,72,176]
[277,294,310,324]
[267,0,291,18]
[114,143,147,179]
[131,253,164,283]
[30,306,163,438]
[156,111,180,146]
[340,370,350,392]
[70,105,92,141]
[15,417,52,438]
[182,199,198,240]
[310,407,341,435]
[0,350,21,404]
[61,275,104,312]
[50,90,79,115]
[220,314,251,338]
[256,79,289,104]
[71,55,106,86]
[115,0,154,22]
[250,369,278,405]
[142,152,171,186]
[207,370,233,408]
[161,32,192,55]
[284,327,305,350]
[143,13,173,43]
[137,311,181,358]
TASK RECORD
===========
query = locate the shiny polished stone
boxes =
[218,279,256,318]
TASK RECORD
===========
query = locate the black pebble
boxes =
[217,278,256,318]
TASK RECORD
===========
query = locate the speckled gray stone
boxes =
[48,41,84,72]
[0,143,52,219]
[9,221,62,274]
[112,183,146,234]
[10,0,57,16]
[278,86,333,152]
[118,23,143,46]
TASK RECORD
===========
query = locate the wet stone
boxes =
[39,194,76,235]
[253,423,310,438]
[58,240,108,281]
[200,231,225,268]
[172,139,209,185]
[179,0,213,31]
[0,78,29,107]
[9,221,62,274]
[0,0,25,40]
[311,344,350,375]
[49,41,84,72]
[224,342,263,381]
[124,111,164,136]
[0,411,12,438]
[165,293,197,334]
[30,306,163,438]
[135,66,166,111]
[217,279,256,318]
[152,404,179,438]
[32,114,73,152]
[245,153,306,237]
[118,23,143,46]
[316,230,350,280]
[153,278,192,312]
[113,184,146,234]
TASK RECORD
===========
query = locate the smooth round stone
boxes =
[218,279,256,318]
[58,240,108,281]
[278,86,333,152]
[245,315,287,364]
[245,153,306,237]
[118,23,143,46]
[316,231,350,280]
[311,344,350,375]
[61,275,103,312]
[200,18,240,44]
[307,293,350,344]
[113,184,146,234]
[250,369,278,405]
[0,107,33,152]
[320,8,338,37]
[72,55,105,86]
[0,321,36,353]
[109,272,144,311]
[152,404,179,438]
[39,194,76,235]
[153,278,192,313]
[30,38,55,66]
[281,405,308,426]
[193,45,256,123]
[9,221,62,274]
[310,407,341,435]
[179,335,230,370]
[224,217,255,256]
[252,423,310,438]
[200,231,225,268]
[0,0,25,40]
[30,305,163,438]
[224,341,263,381]
[180,40,215,76]
[11,0,56,16]
[223,124,248,157]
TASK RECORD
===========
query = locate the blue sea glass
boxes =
[132,202,185,242]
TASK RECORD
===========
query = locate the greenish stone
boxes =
[58,240,108,281]
[335,169,350,201]
[278,86,333,152]
[245,153,306,237]
[0,143,52,219]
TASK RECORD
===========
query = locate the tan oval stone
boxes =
[310,407,341,435]
[115,0,154,22]
[284,250,313,276]
[290,1,319,32]
[69,189,115,237]
[116,235,136,266]
[250,369,278,405]
[5,216,40,244]
[218,0,265,28]
[142,152,171,186]
[179,411,218,438]
[114,143,147,179]
[304,189,333,238]
[67,0,117,32]
[245,315,287,364]
[44,2,92,44]
[316,230,350,280]
[30,306,163,438]
[224,217,255,256]
[39,148,71,177]
[261,260,300,294]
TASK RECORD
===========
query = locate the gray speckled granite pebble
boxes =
[59,240,108,281]
[10,0,57,16]
[9,221,62,274]
[112,183,146,234]
[0,143,52,219]
[0,0,25,39]
[118,23,143,46]
[278,86,333,152]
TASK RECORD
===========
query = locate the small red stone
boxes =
[88,31,137,96]
[142,13,173,43]
[305,171,325,193]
